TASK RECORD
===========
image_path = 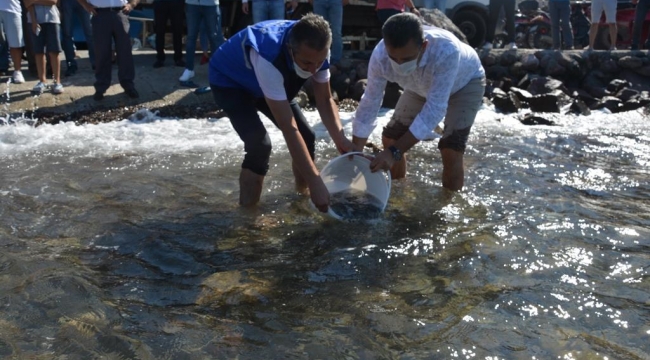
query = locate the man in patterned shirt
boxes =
[351,13,486,191]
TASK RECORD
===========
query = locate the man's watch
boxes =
[388,145,402,161]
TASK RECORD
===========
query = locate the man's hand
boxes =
[370,148,395,172]
[122,2,135,14]
[411,7,421,16]
[82,2,97,16]
[309,177,330,212]
[242,2,249,14]
[343,0,350,5]
[31,22,40,36]
[334,135,357,154]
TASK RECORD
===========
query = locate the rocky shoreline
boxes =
[4,9,650,126]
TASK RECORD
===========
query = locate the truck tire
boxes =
[453,10,487,48]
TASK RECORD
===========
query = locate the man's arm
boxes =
[265,98,330,212]
[122,0,139,14]
[351,49,388,150]
[312,79,357,154]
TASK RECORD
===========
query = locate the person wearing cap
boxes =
[351,12,486,191]
[209,13,354,211]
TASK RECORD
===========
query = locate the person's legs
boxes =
[588,0,604,48]
[503,0,516,44]
[270,0,286,20]
[184,4,201,71]
[200,5,221,54]
[74,0,94,67]
[0,35,8,71]
[170,0,185,63]
[484,0,502,44]
[550,2,562,49]
[61,0,77,70]
[112,12,136,91]
[631,0,647,48]
[253,0,270,24]
[212,86,273,206]
[329,0,343,65]
[92,12,113,93]
[381,90,427,179]
[604,0,617,49]
[438,77,485,191]
[559,2,573,49]
[42,23,62,84]
[153,0,168,63]
[1,11,24,72]
[48,51,61,83]
[214,5,224,48]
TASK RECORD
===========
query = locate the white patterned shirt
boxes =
[353,26,485,141]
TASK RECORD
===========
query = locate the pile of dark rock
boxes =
[480,49,650,121]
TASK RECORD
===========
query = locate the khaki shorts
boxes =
[382,76,486,152]
[591,0,617,23]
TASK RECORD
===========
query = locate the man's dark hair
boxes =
[382,12,425,48]
[289,13,332,51]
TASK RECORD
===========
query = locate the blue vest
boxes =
[209,20,330,99]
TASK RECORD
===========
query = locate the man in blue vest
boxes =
[209,13,354,212]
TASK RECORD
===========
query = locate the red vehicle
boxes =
[581,0,650,49]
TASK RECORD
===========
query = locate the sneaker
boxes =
[482,42,493,50]
[179,68,194,82]
[31,81,46,94]
[51,82,64,94]
[153,60,164,68]
[507,42,517,50]
[93,91,104,101]
[609,46,617,51]
[12,70,25,84]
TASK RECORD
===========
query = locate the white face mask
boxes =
[390,57,418,76]
[389,46,422,76]
[293,61,313,79]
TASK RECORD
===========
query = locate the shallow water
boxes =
[0,106,649,359]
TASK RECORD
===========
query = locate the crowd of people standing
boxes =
[1,0,649,99]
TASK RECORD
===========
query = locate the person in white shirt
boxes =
[0,0,25,83]
[351,13,486,191]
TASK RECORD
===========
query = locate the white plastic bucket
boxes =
[317,152,391,220]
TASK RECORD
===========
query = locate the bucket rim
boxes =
[317,151,392,220]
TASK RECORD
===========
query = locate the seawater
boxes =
[0,105,649,359]
[330,189,385,221]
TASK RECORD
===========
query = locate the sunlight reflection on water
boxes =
[0,107,649,358]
